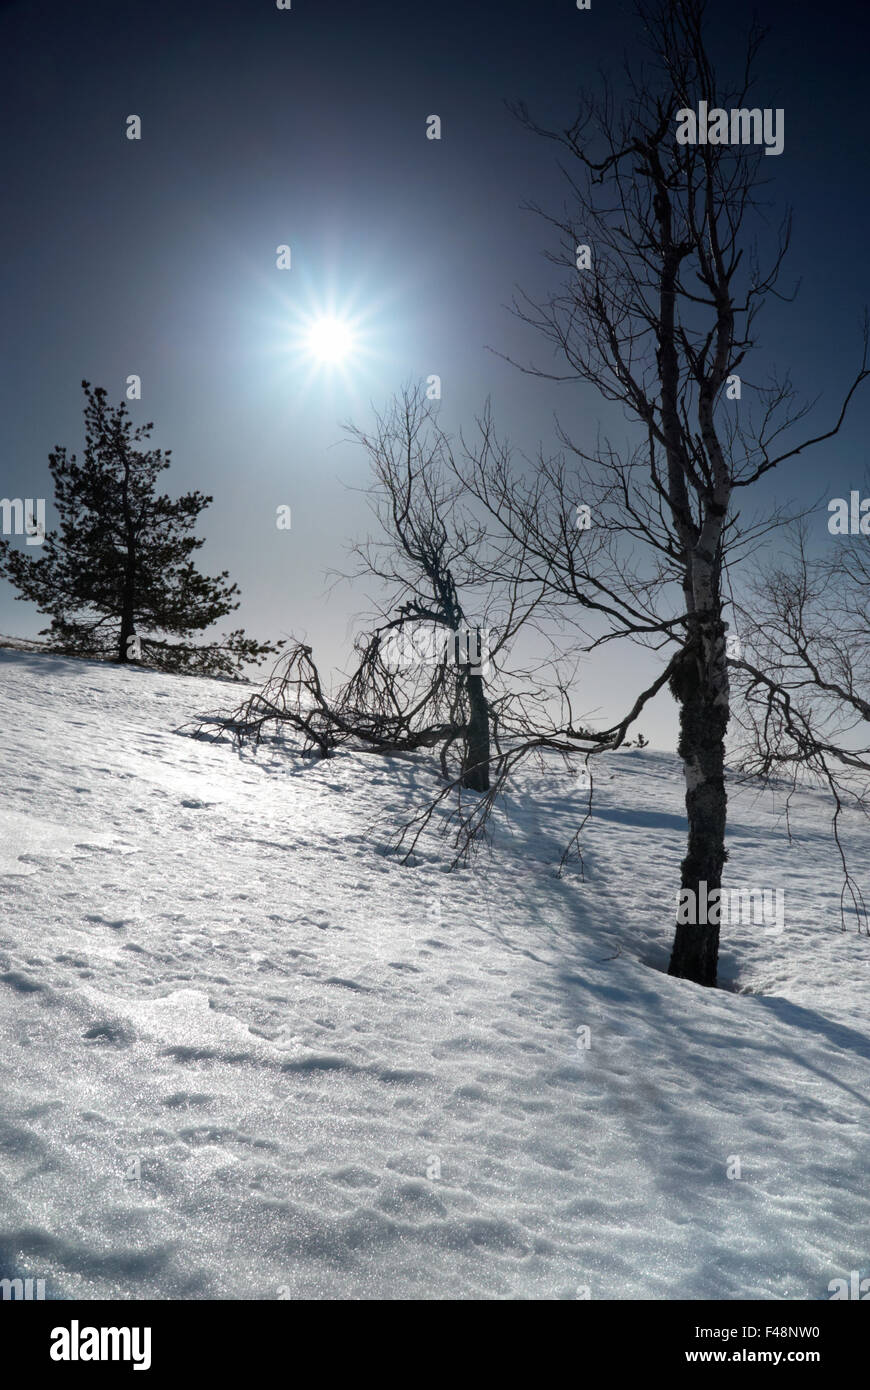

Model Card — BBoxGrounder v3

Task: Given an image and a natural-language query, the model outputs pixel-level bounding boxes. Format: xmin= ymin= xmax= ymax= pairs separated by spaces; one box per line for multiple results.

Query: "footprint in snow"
xmin=82 ymin=1019 xmax=135 ymax=1047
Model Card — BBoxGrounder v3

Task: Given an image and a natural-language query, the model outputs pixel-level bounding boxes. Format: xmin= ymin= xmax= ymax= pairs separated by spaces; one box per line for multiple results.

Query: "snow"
xmin=1 ymin=647 xmax=869 ymax=1300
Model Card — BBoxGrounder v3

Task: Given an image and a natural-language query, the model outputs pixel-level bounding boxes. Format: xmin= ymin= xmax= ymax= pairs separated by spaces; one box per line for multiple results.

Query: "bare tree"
xmin=202 ymin=637 xmax=458 ymax=759
xmin=730 ymin=520 xmax=870 ymax=932
xmin=340 ymin=383 xmax=532 ymax=791
xmin=449 ymin=0 xmax=868 ymax=984
xmin=195 ymin=386 xmax=562 ymax=803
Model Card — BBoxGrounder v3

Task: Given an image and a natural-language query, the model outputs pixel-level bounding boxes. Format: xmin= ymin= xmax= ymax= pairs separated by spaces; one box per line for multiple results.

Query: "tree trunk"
xmin=668 ymin=611 xmax=730 ymax=986
xmin=118 ymin=603 xmax=136 ymax=663
xmin=463 ymin=670 xmax=491 ymax=791
xmin=117 ymin=459 xmax=136 ymax=663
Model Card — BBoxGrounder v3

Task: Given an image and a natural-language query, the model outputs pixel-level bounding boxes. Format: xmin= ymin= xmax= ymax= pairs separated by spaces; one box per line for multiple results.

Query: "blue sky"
xmin=1 ymin=0 xmax=868 ymax=745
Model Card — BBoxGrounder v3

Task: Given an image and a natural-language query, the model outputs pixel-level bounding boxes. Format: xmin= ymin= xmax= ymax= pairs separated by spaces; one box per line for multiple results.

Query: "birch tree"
xmin=456 ymin=0 xmax=867 ymax=984
xmin=730 ymin=520 xmax=870 ymax=932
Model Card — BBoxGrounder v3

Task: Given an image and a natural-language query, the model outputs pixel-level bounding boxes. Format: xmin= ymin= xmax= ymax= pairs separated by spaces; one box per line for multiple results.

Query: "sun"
xmin=273 ymin=292 xmax=378 ymax=393
xmin=306 ymin=316 xmax=355 ymax=364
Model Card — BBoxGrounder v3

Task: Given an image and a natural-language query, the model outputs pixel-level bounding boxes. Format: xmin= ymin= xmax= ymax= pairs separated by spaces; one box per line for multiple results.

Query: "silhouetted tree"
xmin=0 ymin=382 xmax=281 ymax=678
xmin=452 ymin=0 xmax=868 ymax=984
xmin=731 ymin=520 xmax=870 ymax=932
xmin=201 ymin=386 xmax=565 ymax=819
xmin=341 ymin=384 xmax=550 ymax=791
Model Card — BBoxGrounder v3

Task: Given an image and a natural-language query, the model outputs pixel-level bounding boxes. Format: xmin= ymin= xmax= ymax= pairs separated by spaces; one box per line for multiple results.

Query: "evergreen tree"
xmin=0 ymin=382 xmax=281 ymax=677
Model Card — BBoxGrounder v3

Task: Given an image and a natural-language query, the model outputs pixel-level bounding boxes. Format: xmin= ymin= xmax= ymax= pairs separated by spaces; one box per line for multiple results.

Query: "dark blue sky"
xmin=1 ymin=0 xmax=868 ymax=743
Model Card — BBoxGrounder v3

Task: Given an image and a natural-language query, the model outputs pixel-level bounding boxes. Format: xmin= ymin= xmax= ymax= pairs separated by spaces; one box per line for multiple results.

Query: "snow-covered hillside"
xmin=1 ymin=648 xmax=868 ymax=1300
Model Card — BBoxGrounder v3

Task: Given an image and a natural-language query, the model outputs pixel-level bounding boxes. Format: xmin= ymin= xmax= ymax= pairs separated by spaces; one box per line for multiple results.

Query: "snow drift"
xmin=1 ymin=649 xmax=868 ymax=1300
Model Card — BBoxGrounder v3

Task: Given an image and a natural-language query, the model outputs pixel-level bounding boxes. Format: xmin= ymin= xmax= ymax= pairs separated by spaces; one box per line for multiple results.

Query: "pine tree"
xmin=0 ymin=382 xmax=281 ymax=677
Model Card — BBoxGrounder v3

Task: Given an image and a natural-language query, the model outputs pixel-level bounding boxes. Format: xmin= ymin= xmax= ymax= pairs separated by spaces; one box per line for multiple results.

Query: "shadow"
xmin=0 ymin=647 xmax=97 ymax=678
xmin=0 ymin=1244 xmax=57 ymax=1300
